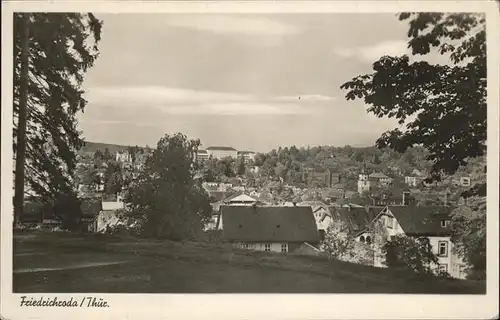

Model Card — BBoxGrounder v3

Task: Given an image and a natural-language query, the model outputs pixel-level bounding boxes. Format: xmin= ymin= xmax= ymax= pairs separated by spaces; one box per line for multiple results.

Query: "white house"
xmin=297 ymin=201 xmax=333 ymax=237
xmin=115 ymin=150 xmax=132 ymax=163
xmin=206 ymin=146 xmax=238 ymax=159
xmin=219 ymin=205 xmax=320 ymax=254
xmin=91 ymin=198 xmax=125 ymax=233
xmin=365 ymin=205 xmax=468 ymax=279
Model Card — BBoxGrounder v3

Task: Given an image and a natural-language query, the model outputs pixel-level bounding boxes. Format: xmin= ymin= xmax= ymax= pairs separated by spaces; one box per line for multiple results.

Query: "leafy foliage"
xmin=321 ymin=222 xmax=355 ymax=260
xmin=450 ymin=196 xmax=486 ymax=279
xmin=382 ymin=234 xmax=438 ymax=274
xmin=13 ymin=13 xmax=102 ymax=203
xmin=124 ymin=133 xmax=212 ymax=240
xmin=340 ymin=13 xmax=486 ymax=181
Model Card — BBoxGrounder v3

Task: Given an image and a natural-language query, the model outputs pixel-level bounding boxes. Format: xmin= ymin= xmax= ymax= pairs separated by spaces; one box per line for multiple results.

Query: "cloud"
xmin=159 ymin=15 xmax=300 ymax=37
xmin=83 ymin=86 xmax=332 ymax=117
xmin=334 ymin=40 xmax=409 ymax=62
xmin=275 ymin=94 xmax=337 ymax=102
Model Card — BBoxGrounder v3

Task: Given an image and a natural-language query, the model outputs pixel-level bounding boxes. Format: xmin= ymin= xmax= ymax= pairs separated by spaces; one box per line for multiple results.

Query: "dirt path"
xmin=14 ymin=261 xmax=129 ymax=274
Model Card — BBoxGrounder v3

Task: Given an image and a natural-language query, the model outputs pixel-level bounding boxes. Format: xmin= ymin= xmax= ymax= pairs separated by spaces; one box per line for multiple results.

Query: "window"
xmin=242 ymin=243 xmax=249 ymax=249
xmin=359 ymin=236 xmax=365 ymax=243
xmin=441 ymin=220 xmax=451 ymax=228
xmin=386 ymin=216 xmax=394 ymax=229
xmin=438 ymin=241 xmax=449 ymax=257
xmin=366 ymin=236 xmax=372 ymax=245
xmin=264 ymin=244 xmax=271 ymax=252
xmin=438 ymin=264 xmax=448 ymax=273
xmin=281 ymin=243 xmax=288 ymax=253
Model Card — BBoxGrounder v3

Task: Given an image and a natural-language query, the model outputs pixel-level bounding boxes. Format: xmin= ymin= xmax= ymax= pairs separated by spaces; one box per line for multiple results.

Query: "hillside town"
xmin=11 ymin=10 xmax=489 ymax=300
xmin=20 ymin=141 xmax=485 ymax=280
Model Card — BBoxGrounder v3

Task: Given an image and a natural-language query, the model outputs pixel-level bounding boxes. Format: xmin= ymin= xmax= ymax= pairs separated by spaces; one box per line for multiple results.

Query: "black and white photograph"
xmin=1 ymin=1 xmax=499 ymax=319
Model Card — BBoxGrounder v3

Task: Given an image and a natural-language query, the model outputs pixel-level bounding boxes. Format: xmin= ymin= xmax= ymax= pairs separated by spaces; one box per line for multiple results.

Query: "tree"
xmin=103 ymin=147 xmax=112 ymax=161
xmin=13 ymin=13 xmax=102 ymax=223
xmin=382 ymin=234 xmax=439 ymax=275
xmin=340 ymin=13 xmax=486 ymax=181
xmin=321 ymin=222 xmax=354 ymax=260
xmin=53 ymin=193 xmax=83 ymax=231
xmin=124 ymin=133 xmax=211 ymax=240
xmin=450 ymin=196 xmax=486 ymax=279
xmin=237 ymin=157 xmax=246 ymax=176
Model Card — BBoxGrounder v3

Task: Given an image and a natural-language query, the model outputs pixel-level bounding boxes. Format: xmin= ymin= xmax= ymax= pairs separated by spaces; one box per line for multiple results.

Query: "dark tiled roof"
xmin=197 ymin=150 xmax=208 ymax=154
xmin=387 ymin=206 xmax=454 ymax=236
xmin=237 ymin=151 xmax=255 ymax=154
xmin=335 ymin=206 xmax=384 ymax=235
xmin=206 ymin=146 xmax=237 ymax=151
xmin=221 ymin=206 xmax=319 ymax=243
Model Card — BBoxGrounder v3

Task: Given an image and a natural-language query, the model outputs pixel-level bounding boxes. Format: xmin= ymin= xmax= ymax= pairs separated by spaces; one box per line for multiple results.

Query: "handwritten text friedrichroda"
xmin=20 ymin=296 xmax=109 ymax=308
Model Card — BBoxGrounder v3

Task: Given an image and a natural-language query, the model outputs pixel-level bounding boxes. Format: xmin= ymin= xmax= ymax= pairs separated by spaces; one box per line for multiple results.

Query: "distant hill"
xmin=80 ymin=141 xmax=145 ymax=154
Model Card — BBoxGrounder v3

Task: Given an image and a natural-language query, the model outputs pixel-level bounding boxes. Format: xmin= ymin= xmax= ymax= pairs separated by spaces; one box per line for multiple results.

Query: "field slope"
xmin=13 ymin=231 xmax=485 ymax=294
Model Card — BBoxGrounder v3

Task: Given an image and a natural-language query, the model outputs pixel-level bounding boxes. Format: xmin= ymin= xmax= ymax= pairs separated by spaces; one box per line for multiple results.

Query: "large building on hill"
xmin=206 ymin=146 xmax=238 ymax=159
xmin=196 ymin=146 xmax=255 ymax=161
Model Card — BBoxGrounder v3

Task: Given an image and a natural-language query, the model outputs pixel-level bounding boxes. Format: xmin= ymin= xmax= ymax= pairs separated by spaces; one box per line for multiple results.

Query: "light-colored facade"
xmin=460 ymin=176 xmax=471 ymax=187
xmin=233 ymin=242 xmax=290 ymax=253
xmin=369 ymin=207 xmax=467 ymax=279
xmin=196 ymin=150 xmax=209 ymax=162
xmin=224 ymin=193 xmax=258 ymax=205
xmin=91 ymin=198 xmax=125 ymax=233
xmin=358 ymin=174 xmax=371 ymax=194
xmin=405 ymin=176 xmax=418 ymax=187
xmin=237 ymin=151 xmax=256 ymax=163
xmin=115 ymin=151 xmax=132 ymax=163
xmin=206 ymin=147 xmax=238 ymax=159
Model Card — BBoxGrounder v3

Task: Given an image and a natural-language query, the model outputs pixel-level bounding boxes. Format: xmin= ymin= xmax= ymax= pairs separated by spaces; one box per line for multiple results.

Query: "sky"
xmin=78 ymin=13 xmax=448 ymax=152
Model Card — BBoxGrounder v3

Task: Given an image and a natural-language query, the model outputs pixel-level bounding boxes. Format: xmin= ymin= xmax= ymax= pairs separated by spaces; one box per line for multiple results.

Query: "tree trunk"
xmin=13 ymin=14 xmax=30 ymax=226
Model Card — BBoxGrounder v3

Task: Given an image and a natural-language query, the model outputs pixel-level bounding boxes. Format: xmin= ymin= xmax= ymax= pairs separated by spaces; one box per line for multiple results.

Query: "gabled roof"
xmin=197 ymin=149 xmax=208 ymax=154
xmin=221 ymin=206 xmax=319 ymax=243
xmin=223 ymin=192 xmax=258 ymax=203
xmin=206 ymin=146 xmax=237 ymax=151
xmin=335 ymin=206 xmax=385 ymax=236
xmin=386 ymin=205 xmax=454 ymax=236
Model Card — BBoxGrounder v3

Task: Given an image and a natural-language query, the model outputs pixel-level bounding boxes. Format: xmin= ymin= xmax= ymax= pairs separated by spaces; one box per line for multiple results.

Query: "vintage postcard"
xmin=1 ymin=1 xmax=499 ymax=319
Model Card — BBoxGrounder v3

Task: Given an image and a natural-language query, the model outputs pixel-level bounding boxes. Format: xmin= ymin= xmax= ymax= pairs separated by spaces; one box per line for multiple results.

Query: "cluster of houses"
xmin=201 ymin=181 xmax=468 ymax=279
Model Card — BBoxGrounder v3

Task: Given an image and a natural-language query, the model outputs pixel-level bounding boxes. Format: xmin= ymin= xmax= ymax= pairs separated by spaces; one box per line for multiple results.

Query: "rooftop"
xmin=386 ymin=205 xmax=454 ymax=236
xmin=206 ymin=146 xmax=237 ymax=151
xmin=221 ymin=206 xmax=319 ymax=243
